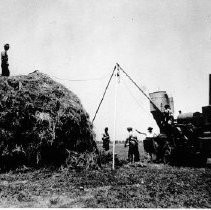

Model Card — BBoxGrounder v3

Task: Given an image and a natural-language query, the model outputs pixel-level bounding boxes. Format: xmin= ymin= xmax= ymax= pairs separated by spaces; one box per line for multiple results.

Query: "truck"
xmin=143 ymin=74 xmax=211 ymax=166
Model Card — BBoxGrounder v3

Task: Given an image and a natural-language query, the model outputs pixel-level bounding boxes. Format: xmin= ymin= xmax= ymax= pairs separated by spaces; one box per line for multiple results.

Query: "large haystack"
xmin=0 ymin=71 xmax=97 ymax=170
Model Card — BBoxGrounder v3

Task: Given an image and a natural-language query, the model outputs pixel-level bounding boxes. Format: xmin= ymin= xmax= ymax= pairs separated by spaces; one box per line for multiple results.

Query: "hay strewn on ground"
xmin=0 ymin=71 xmax=97 ymax=170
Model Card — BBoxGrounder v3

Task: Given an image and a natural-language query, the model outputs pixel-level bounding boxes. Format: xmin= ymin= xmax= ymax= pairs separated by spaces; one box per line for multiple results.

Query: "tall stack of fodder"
xmin=0 ymin=71 xmax=97 ymax=170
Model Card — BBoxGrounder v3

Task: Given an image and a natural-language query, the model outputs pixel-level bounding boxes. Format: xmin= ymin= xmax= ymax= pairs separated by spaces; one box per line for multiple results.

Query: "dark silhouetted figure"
xmin=125 ymin=127 xmax=140 ymax=162
xmin=144 ymin=127 xmax=157 ymax=161
xmin=102 ymin=127 xmax=110 ymax=151
xmin=1 ymin=43 xmax=10 ymax=76
xmin=164 ymin=105 xmax=174 ymax=124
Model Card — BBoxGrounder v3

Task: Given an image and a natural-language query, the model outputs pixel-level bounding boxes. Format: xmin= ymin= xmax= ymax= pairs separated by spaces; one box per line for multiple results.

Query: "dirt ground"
xmin=0 ymin=143 xmax=210 ymax=208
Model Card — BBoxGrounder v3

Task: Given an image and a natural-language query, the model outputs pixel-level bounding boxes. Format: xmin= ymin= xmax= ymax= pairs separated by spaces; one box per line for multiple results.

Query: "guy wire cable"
xmin=51 ymin=73 xmax=110 ymax=82
xmin=92 ymin=65 xmax=117 ymax=123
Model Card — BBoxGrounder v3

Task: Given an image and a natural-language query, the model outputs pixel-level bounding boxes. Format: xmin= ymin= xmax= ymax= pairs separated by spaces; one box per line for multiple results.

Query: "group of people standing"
xmin=101 ymin=126 xmax=157 ymax=163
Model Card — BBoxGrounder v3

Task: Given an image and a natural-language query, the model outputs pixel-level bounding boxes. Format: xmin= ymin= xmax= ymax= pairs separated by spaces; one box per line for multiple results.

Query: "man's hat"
xmin=148 ymin=127 xmax=153 ymax=131
xmin=164 ymin=104 xmax=170 ymax=109
xmin=4 ymin=44 xmax=9 ymax=50
xmin=127 ymin=127 xmax=133 ymax=131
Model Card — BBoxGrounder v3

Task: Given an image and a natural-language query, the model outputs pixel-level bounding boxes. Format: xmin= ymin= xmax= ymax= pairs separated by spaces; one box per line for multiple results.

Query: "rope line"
xmin=51 ymin=73 xmax=110 ymax=82
xmin=92 ymin=65 xmax=117 ymax=123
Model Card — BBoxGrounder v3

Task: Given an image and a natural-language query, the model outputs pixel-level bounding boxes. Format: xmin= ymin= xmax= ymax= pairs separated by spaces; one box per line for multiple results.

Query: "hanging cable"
xmin=51 ymin=73 xmax=110 ymax=82
xmin=92 ymin=65 xmax=117 ymax=123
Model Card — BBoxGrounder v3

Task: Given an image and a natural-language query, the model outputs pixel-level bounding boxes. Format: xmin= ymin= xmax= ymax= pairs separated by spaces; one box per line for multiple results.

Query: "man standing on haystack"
xmin=1 ymin=43 xmax=10 ymax=76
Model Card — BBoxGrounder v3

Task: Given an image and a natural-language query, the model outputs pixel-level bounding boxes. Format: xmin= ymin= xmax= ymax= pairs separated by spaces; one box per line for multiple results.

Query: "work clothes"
xmin=146 ymin=131 xmax=156 ymax=138
xmin=144 ymin=130 xmax=157 ymax=162
xmin=125 ymin=132 xmax=140 ymax=162
xmin=102 ymin=132 xmax=110 ymax=151
xmin=1 ymin=51 xmax=10 ymax=76
xmin=164 ymin=108 xmax=174 ymax=124
xmin=144 ymin=137 xmax=158 ymax=160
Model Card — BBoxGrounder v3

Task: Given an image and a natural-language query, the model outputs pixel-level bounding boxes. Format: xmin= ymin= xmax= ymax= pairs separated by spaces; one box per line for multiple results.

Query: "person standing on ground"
xmin=143 ymin=127 xmax=157 ymax=161
xmin=1 ymin=44 xmax=10 ymax=76
xmin=125 ymin=127 xmax=140 ymax=162
xmin=146 ymin=127 xmax=156 ymax=138
xmin=102 ymin=127 xmax=110 ymax=151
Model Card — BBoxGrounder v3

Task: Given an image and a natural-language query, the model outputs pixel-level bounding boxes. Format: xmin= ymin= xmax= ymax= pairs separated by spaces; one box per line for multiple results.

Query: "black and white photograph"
xmin=0 ymin=0 xmax=211 ymax=208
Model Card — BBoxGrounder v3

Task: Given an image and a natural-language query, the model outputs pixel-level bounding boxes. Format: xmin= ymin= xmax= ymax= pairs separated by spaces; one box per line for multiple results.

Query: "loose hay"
xmin=0 ymin=71 xmax=97 ymax=170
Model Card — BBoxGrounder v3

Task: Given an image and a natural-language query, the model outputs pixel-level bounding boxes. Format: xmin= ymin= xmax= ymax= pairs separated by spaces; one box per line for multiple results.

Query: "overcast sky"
xmin=1 ymin=0 xmax=211 ymax=140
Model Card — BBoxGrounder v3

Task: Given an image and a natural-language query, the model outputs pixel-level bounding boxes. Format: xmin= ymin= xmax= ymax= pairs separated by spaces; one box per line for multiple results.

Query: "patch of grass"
xmin=82 ymin=166 xmax=211 ymax=208
xmin=0 ymin=144 xmax=210 ymax=207
xmin=49 ymin=196 xmax=60 ymax=206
